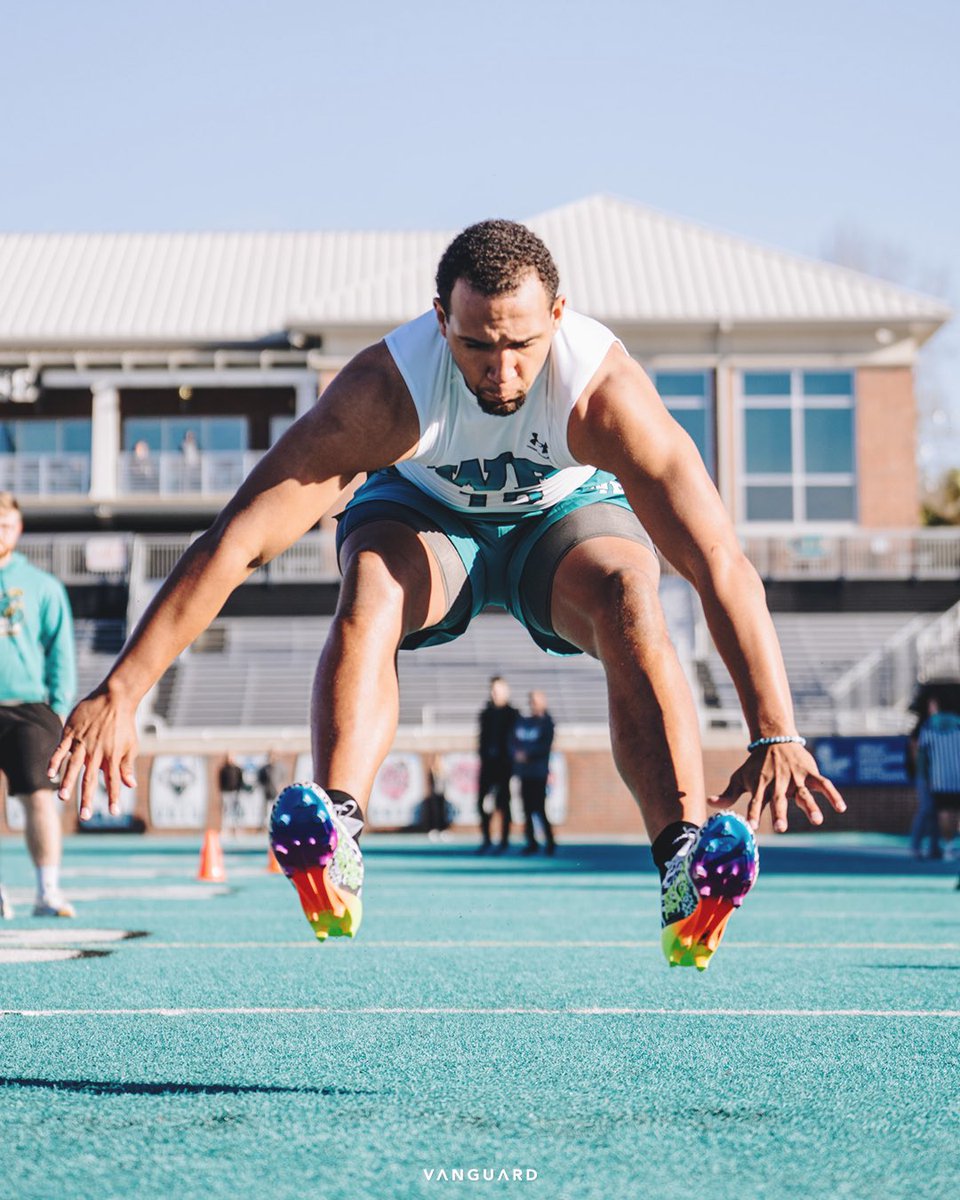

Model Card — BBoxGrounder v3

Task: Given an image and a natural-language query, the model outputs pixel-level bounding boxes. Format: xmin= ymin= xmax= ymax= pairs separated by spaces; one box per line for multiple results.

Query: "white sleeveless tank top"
xmin=384 ymin=308 xmax=621 ymax=514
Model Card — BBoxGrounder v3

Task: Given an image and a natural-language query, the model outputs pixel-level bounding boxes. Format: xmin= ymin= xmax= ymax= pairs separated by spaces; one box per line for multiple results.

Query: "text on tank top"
xmin=384 ymin=309 xmax=622 ymax=513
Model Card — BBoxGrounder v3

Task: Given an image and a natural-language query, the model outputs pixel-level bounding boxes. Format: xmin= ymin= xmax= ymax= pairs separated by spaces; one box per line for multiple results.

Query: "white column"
xmin=295 ymin=374 xmax=319 ymax=418
xmin=90 ymin=384 xmax=120 ymax=501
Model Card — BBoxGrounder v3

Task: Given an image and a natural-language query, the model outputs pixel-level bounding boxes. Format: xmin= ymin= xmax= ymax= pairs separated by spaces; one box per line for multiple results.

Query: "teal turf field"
xmin=0 ymin=833 xmax=957 ymax=1200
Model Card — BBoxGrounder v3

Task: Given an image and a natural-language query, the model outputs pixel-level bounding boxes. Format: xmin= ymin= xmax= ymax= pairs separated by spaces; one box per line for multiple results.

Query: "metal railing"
xmin=0 ymin=454 xmax=91 ymax=495
xmin=18 ymin=533 xmax=130 ymax=582
xmin=916 ymin=599 xmax=960 ymax=682
xmin=117 ymin=450 xmax=264 ymax=495
xmin=739 ymin=529 xmax=960 ymax=580
xmin=827 ymin=615 xmax=932 ymax=733
xmin=130 ymin=531 xmax=338 ymax=585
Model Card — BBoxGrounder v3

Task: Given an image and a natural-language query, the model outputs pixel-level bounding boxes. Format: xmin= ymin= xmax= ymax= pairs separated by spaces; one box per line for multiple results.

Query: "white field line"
xmin=0 ymin=938 xmax=955 ymax=951
xmin=2 ymin=1006 xmax=959 ymax=1019
xmin=0 ymin=950 xmax=89 ymax=963
xmin=3 ymin=886 xmax=229 ymax=901
xmin=0 ymin=933 xmax=955 ymax=951
xmin=115 ymin=939 xmax=960 ymax=951
xmin=0 ymin=929 xmax=138 ymax=946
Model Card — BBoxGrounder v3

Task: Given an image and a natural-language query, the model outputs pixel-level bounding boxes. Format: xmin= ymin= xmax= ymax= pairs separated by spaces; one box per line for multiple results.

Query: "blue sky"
xmin=1 ymin=0 xmax=957 ymax=472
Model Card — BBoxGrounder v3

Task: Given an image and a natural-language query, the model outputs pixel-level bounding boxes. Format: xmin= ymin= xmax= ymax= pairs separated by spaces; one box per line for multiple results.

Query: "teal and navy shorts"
xmin=335 ymin=468 xmax=655 ymax=656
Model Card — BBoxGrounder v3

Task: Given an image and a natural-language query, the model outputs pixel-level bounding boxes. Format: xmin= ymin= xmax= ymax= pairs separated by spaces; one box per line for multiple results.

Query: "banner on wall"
xmin=288 ymin=751 xmax=569 ymax=830
xmin=440 ymin=752 xmax=568 ymax=827
xmin=149 ymin=755 xmax=208 ymax=829
xmin=543 ymin=753 xmax=568 ymax=825
xmin=82 ymin=777 xmax=139 ymax=829
xmin=367 ymin=753 xmax=425 ymax=828
xmin=440 ymin=753 xmax=481 ymax=826
xmin=7 ymin=778 xmax=140 ymax=831
xmin=811 ymin=737 xmax=910 ymax=788
xmin=296 ymin=752 xmax=428 ymax=829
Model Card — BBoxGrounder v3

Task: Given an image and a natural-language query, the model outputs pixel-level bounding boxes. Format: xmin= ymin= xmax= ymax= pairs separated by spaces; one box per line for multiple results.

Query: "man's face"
xmin=0 ymin=511 xmax=22 ymax=558
xmin=490 ymin=679 xmax=511 ymax=707
xmin=434 ymin=272 xmax=565 ymax=417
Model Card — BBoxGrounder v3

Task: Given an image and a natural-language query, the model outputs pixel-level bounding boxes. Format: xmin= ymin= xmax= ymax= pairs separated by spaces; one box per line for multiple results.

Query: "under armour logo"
xmin=529 ymin=432 xmax=549 ymax=457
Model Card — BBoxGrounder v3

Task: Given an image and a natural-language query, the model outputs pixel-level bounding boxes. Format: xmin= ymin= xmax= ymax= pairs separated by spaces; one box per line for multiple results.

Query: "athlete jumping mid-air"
xmin=49 ymin=219 xmax=845 ymax=969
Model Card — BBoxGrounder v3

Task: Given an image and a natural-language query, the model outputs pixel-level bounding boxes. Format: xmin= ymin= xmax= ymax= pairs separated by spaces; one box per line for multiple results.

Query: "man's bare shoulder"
xmin=299 ymin=341 xmax=420 ymax=472
xmin=330 ymin=341 xmax=413 ymax=415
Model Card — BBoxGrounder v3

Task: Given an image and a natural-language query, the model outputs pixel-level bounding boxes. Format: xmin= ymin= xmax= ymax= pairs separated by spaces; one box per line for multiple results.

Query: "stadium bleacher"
xmin=74 ymin=619 xmax=126 ymax=698
xmin=701 ymin=610 xmax=932 ymax=733
xmin=149 ymin=577 xmax=701 ymax=730
xmin=142 ymin=579 xmax=937 ymax=735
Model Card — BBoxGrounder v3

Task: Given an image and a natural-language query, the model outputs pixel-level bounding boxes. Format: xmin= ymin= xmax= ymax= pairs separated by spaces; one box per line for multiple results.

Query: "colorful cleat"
xmin=269 ymin=783 xmax=364 ymax=941
xmin=660 ymin=812 xmax=758 ymax=971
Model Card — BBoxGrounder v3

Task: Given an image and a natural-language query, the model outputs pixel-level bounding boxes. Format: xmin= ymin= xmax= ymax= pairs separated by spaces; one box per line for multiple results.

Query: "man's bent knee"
xmin=339 ymin=523 xmax=450 ymax=637
xmin=552 ymin=541 xmax=663 ymax=654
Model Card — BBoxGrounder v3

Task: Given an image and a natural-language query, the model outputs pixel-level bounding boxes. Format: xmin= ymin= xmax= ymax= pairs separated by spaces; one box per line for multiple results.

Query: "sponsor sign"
xmin=812 ymin=736 xmax=910 ymax=787
xmin=441 ymin=752 xmax=567 ymax=826
xmin=368 ymin=753 xmax=425 ymax=828
xmin=149 ymin=755 xmax=208 ymax=829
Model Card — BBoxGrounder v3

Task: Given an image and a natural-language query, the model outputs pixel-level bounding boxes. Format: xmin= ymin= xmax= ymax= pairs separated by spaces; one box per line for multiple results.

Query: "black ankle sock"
xmin=325 ymin=789 xmax=365 ymax=840
xmin=651 ymin=821 xmax=699 ymax=881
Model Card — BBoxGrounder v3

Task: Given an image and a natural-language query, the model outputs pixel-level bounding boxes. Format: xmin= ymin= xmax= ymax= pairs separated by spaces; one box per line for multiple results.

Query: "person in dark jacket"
xmin=218 ymin=753 xmax=244 ymax=836
xmin=511 ymin=690 xmax=556 ymax=855
xmin=477 ymin=676 xmax=518 ymax=852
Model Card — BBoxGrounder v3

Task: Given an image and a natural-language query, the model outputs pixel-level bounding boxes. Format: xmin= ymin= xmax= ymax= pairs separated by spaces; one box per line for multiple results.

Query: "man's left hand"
xmin=708 ymin=742 xmax=846 ymax=833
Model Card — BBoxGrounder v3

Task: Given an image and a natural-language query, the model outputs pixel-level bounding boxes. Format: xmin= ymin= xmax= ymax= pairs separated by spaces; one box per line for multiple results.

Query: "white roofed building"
xmin=0 ymin=194 xmax=950 ymax=537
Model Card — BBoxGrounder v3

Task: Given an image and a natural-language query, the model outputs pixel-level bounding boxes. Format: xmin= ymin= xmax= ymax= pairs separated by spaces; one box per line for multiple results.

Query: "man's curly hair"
xmin=435 ymin=220 xmax=560 ymax=313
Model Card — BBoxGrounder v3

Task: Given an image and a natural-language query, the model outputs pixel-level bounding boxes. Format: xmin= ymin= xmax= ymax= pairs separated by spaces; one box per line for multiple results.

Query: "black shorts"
xmin=0 ymin=703 xmax=63 ymax=795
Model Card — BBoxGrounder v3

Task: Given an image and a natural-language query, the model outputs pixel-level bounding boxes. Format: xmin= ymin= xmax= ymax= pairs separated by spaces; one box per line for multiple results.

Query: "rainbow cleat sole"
xmin=269 ymin=783 xmax=364 ymax=941
xmin=660 ymin=813 xmax=758 ymax=971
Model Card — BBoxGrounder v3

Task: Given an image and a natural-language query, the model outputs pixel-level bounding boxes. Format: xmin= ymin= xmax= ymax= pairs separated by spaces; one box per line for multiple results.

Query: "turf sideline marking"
xmin=3 ymin=1006 xmax=959 ymax=1018
xmin=134 ymin=939 xmax=960 ymax=951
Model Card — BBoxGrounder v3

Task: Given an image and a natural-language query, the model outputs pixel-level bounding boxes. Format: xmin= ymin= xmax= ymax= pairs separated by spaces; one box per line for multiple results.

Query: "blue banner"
xmin=811 ymin=736 xmax=910 ymax=787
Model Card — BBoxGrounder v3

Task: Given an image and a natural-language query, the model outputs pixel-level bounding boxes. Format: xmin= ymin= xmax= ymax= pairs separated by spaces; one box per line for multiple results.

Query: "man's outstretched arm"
xmin=50 ymin=344 xmax=419 ymax=817
xmin=570 ymin=348 xmax=845 ymax=832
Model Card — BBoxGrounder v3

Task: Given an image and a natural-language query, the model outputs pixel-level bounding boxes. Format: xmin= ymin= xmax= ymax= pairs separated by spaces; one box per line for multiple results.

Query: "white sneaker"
xmin=0 ymin=885 xmax=14 ymax=919
xmin=33 ymin=895 xmax=76 ymax=918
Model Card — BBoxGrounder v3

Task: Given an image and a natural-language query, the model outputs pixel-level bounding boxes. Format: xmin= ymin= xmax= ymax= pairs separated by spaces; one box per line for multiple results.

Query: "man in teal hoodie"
xmin=0 ymin=493 xmax=76 ymax=917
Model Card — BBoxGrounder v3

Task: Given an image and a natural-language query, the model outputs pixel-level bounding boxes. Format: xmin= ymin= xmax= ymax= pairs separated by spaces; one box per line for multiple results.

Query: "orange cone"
xmin=197 ymin=829 xmax=226 ymax=882
xmin=266 ymin=844 xmax=283 ymax=874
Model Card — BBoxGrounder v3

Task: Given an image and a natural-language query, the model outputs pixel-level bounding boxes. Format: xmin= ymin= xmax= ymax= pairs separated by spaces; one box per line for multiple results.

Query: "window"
xmin=0 ymin=419 xmax=92 ymax=455
xmin=122 ymin=417 xmax=247 ymax=452
xmin=653 ymin=370 xmax=714 ymax=476
xmin=739 ymin=370 xmax=856 ymax=523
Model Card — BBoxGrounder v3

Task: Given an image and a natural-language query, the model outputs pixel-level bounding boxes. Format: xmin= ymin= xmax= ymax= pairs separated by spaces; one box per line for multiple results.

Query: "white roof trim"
xmin=0 ymin=196 xmax=949 ymax=348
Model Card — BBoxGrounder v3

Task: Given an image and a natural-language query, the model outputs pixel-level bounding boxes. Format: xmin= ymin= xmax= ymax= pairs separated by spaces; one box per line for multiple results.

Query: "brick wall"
xmin=856 ymin=367 xmax=919 ymax=527
xmin=4 ymin=745 xmax=925 ymax=839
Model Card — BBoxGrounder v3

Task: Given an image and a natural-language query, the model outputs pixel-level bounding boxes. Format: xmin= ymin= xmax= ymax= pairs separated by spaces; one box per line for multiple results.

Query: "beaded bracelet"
xmin=747 ymin=735 xmax=807 ymax=753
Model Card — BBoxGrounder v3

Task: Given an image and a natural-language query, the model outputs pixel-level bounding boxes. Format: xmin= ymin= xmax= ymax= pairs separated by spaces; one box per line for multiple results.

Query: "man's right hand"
xmin=48 ymin=687 xmax=139 ymax=821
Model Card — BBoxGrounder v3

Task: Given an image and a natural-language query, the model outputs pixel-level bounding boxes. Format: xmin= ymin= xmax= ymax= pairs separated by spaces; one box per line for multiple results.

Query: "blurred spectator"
xmin=908 ymin=697 xmax=943 ymax=860
xmin=476 ymin=676 xmax=517 ymax=853
xmin=0 ymin=493 xmax=77 ymax=918
xmin=511 ymin=690 xmax=556 ymax=856
xmin=180 ymin=429 xmax=200 ymax=466
xmin=130 ymin=440 xmax=158 ymax=491
xmin=422 ymin=753 xmax=451 ymax=841
xmin=218 ymin=752 xmax=243 ymax=836
xmin=918 ymin=700 xmax=960 ymax=861
xmin=257 ymin=750 xmax=286 ymax=825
